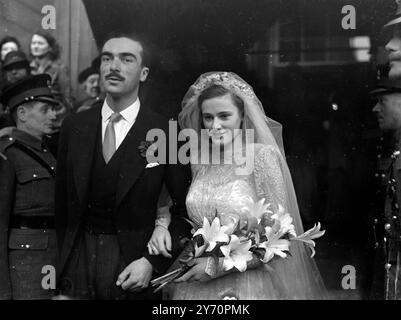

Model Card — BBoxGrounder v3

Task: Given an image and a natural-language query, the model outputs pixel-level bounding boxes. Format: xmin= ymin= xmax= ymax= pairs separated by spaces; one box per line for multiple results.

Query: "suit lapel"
xmin=115 ymin=105 xmax=150 ymax=209
xmin=71 ymin=107 xmax=101 ymax=206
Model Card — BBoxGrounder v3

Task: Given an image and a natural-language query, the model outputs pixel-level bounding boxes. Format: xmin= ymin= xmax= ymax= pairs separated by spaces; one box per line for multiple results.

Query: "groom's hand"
xmin=116 ymin=257 xmax=153 ymax=292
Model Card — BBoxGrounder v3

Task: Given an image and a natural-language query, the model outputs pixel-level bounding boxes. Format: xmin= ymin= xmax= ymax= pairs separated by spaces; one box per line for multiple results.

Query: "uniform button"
xmin=33 ymin=174 xmax=38 ymax=178
xmin=51 ymin=166 xmax=55 ymax=170
xmin=8 ymin=137 xmax=13 ymax=141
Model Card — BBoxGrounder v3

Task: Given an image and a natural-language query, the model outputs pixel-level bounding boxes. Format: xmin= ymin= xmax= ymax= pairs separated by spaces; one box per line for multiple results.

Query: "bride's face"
xmin=201 ymin=94 xmax=243 ymax=147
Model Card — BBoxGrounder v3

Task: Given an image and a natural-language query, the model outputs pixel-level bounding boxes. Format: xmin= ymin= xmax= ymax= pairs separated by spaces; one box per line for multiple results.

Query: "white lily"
xmin=193 ymin=217 xmax=229 ymax=252
xmin=292 ymin=222 xmax=326 ymax=258
xmin=259 ymin=239 xmax=291 ymax=263
xmin=220 ymin=235 xmax=253 ymax=272
xmin=243 ymin=198 xmax=272 ymax=222
xmin=258 ymin=225 xmax=290 ymax=263
xmin=270 ymin=204 xmax=296 ymax=238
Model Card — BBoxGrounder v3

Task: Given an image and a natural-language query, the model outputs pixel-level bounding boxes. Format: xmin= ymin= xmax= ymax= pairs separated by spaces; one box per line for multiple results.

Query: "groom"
xmin=55 ymin=32 xmax=191 ymax=299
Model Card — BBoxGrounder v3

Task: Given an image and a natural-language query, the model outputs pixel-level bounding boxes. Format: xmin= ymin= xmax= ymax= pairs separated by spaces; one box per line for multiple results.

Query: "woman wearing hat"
xmin=0 ymin=36 xmax=20 ymax=66
xmin=2 ymin=51 xmax=31 ymax=85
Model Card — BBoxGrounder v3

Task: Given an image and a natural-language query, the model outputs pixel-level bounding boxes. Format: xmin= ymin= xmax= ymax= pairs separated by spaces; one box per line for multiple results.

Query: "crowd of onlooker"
xmin=0 ymin=32 xmax=103 ymax=133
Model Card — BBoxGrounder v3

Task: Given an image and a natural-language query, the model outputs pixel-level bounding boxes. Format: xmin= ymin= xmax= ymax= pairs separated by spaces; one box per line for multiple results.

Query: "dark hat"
xmin=369 ymin=77 xmax=401 ymax=96
xmin=384 ymin=0 xmax=401 ymax=28
xmin=78 ymin=66 xmax=99 ymax=84
xmin=2 ymin=50 xmax=29 ymax=70
xmin=0 ymin=74 xmax=61 ymax=110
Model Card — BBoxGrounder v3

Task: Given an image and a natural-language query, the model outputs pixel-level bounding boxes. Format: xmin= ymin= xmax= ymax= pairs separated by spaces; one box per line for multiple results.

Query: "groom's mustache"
xmin=105 ymin=72 xmax=125 ymax=81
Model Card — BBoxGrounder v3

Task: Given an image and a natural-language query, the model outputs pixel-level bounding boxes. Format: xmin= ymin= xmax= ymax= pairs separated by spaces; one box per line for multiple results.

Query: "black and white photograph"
xmin=0 ymin=0 xmax=400 ymax=307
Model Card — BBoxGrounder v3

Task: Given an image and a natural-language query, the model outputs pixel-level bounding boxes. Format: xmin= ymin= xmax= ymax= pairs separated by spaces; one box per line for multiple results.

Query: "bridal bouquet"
xmin=151 ymin=198 xmax=325 ymax=292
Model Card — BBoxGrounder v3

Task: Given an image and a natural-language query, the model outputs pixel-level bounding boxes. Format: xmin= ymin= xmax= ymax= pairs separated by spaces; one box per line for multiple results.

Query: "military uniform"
xmin=0 ymin=74 xmax=61 ymax=300
xmin=0 ymin=129 xmax=58 ymax=300
xmin=369 ymin=76 xmax=401 ymax=299
xmin=370 ymin=133 xmax=401 ymax=300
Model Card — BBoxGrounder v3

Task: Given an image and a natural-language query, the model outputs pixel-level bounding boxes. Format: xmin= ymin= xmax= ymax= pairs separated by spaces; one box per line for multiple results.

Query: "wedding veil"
xmin=178 ymin=71 xmax=304 ymax=231
xmin=177 ymin=72 xmax=328 ymax=298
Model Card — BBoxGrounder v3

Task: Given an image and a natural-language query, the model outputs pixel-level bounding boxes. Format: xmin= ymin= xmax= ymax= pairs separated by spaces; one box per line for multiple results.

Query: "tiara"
xmin=191 ymin=72 xmax=256 ymax=99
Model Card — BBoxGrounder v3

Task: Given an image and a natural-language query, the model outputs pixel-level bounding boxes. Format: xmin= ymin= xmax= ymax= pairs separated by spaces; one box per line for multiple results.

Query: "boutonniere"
xmin=138 ymin=140 xmax=158 ymax=158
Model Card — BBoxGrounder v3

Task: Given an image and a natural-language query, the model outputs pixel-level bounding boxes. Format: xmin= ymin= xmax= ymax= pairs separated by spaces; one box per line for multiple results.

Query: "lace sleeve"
xmin=254 ymin=144 xmax=287 ymax=211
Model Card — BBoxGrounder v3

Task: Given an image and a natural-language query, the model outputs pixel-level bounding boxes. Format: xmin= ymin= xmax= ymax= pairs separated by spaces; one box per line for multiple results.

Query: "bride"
xmin=148 ymin=71 xmax=328 ymax=300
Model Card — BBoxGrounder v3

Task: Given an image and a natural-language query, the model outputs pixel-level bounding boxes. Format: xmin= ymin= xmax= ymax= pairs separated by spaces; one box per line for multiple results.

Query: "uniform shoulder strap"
xmin=0 ymin=136 xmax=16 ymax=160
xmin=12 ymin=141 xmax=56 ymax=178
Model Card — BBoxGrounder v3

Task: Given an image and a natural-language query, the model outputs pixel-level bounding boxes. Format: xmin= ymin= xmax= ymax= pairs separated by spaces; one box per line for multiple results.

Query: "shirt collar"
xmin=12 ymin=129 xmax=44 ymax=151
xmin=101 ymin=98 xmax=141 ymax=124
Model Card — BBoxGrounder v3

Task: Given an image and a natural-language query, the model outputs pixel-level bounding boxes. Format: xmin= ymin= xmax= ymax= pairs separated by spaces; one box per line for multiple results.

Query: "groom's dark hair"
xmin=101 ymin=31 xmax=153 ymax=68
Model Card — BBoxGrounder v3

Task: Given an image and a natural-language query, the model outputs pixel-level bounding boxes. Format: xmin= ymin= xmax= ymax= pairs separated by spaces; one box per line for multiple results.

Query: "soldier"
xmin=370 ymin=77 xmax=401 ymax=299
xmin=384 ymin=0 xmax=401 ymax=79
xmin=0 ymin=74 xmax=59 ymax=299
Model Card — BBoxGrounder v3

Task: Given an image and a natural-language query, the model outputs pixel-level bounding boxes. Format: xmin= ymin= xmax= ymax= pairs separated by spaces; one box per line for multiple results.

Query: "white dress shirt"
xmin=101 ymin=98 xmax=140 ymax=150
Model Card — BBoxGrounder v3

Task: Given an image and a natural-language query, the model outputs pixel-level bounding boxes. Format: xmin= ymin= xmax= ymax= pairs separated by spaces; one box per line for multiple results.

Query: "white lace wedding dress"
xmin=165 ymin=144 xmax=327 ymax=300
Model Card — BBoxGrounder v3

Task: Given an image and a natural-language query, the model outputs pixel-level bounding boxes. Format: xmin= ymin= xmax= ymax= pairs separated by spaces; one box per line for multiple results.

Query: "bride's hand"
xmin=147 ymin=225 xmax=172 ymax=258
xmin=174 ymin=258 xmax=212 ymax=283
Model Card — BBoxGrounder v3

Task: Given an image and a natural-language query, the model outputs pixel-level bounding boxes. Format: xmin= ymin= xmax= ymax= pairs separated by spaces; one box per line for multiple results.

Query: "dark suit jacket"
xmin=55 ymin=102 xmax=191 ymax=280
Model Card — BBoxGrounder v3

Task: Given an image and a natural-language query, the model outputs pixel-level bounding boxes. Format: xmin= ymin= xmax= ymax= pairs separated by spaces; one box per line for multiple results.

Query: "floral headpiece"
xmin=188 ymin=71 xmax=256 ymax=101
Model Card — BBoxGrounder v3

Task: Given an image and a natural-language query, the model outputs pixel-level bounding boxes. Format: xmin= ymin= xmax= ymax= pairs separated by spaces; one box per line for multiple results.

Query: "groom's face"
xmin=100 ymin=37 xmax=149 ymax=98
